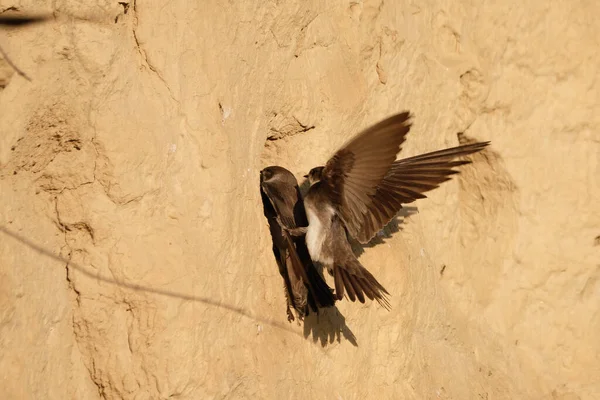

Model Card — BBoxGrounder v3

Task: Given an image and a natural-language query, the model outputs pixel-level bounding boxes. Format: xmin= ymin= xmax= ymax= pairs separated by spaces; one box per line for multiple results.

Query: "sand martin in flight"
xmin=283 ymin=112 xmax=489 ymax=308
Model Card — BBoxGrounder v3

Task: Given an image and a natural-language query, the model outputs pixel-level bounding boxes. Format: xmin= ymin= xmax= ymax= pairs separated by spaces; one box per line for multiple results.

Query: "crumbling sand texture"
xmin=1 ymin=0 xmax=599 ymax=399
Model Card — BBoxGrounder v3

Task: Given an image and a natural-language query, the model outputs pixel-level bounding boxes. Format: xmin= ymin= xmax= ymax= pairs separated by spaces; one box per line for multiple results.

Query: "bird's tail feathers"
xmin=333 ymin=259 xmax=391 ymax=310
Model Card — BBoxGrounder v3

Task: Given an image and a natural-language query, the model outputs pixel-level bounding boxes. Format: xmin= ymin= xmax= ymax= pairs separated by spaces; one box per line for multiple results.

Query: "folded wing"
xmin=261 ymin=178 xmax=335 ymax=312
xmin=261 ymin=177 xmax=300 ymax=229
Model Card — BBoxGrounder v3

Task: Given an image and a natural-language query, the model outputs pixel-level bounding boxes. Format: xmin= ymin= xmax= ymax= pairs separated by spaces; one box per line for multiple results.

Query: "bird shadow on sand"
xmin=349 ymin=207 xmax=419 ymax=257
xmin=302 ymin=305 xmax=358 ymax=347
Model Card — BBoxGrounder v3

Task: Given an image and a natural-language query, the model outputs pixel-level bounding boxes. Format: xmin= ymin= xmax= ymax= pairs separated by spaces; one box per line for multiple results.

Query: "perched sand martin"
xmin=260 ymin=166 xmax=335 ymax=321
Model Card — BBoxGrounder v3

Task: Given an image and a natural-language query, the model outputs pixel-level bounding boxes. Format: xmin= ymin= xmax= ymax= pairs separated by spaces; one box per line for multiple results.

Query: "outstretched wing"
xmin=320 ymin=112 xmax=413 ymax=239
xmin=355 ymin=141 xmax=490 ymax=243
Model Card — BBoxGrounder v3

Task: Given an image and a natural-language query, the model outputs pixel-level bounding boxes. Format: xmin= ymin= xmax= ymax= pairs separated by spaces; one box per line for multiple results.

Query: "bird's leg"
xmin=286 ymin=227 xmax=308 ymax=237
xmin=275 ymin=216 xmax=308 ymax=237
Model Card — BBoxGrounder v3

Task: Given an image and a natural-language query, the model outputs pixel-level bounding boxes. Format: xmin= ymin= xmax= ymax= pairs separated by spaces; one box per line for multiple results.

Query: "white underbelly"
xmin=305 ymin=204 xmax=333 ymax=264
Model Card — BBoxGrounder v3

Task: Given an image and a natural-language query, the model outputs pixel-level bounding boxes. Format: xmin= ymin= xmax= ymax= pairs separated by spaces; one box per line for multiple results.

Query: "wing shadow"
xmin=349 ymin=206 xmax=418 ymax=257
xmin=303 ymin=305 xmax=358 ymax=347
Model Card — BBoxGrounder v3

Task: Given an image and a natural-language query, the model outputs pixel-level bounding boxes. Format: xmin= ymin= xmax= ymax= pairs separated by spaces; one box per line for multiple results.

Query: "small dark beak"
xmin=303 ymin=174 xmax=308 ymax=178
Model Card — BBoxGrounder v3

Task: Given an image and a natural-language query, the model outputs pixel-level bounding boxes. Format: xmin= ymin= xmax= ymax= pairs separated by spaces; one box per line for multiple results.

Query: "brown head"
xmin=304 ymin=166 xmax=325 ymax=186
xmin=260 ymin=166 xmax=299 ymax=186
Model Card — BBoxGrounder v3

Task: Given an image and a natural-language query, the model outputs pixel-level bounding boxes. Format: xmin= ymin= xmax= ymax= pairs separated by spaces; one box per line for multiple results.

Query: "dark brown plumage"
xmin=285 ymin=112 xmax=489 ymax=309
xmin=355 ymin=141 xmax=491 ymax=243
xmin=260 ymin=166 xmax=335 ymax=322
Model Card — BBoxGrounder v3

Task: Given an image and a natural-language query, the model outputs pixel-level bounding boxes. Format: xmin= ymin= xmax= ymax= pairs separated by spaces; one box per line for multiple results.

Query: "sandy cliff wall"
xmin=1 ymin=0 xmax=598 ymax=399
